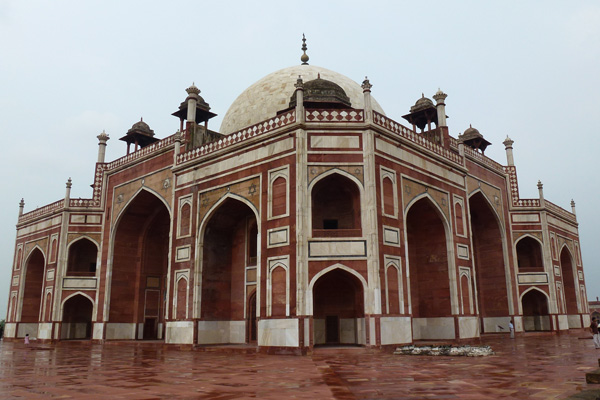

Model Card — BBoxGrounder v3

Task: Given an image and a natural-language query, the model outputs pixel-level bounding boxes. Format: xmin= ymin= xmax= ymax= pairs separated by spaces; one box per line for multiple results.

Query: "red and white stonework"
xmin=4 ymin=60 xmax=588 ymax=353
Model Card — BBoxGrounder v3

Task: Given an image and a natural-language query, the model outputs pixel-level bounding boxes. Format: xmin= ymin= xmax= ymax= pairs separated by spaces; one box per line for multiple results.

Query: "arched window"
xmin=179 ymin=202 xmax=191 ymax=237
xmin=271 ymin=176 xmax=287 ymax=217
xmin=516 ymin=236 xmax=544 ymax=272
xmin=311 ymin=173 xmax=361 ymax=237
xmin=67 ymin=238 xmax=98 ymax=276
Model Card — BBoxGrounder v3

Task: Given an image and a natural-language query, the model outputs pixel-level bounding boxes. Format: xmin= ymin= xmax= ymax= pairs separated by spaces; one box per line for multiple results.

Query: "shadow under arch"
xmin=308 ymin=169 xmax=364 ymax=237
xmin=404 ymin=193 xmax=458 ymax=325
xmin=468 ymin=190 xmax=512 ymax=331
xmin=194 ymin=193 xmax=259 ymax=345
xmin=19 ymin=246 xmax=46 ymax=326
xmin=309 ymin=264 xmax=366 ymax=346
xmin=66 ymin=236 xmax=99 ymax=276
xmin=559 ymin=244 xmax=580 ymax=320
xmin=106 ymin=188 xmax=171 ymax=340
xmin=520 ymin=287 xmax=551 ymax=331
xmin=61 ymin=292 xmax=94 ymax=340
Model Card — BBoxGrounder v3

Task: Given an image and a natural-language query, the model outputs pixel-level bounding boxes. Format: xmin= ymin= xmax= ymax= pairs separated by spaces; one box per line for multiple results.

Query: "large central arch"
xmin=108 ymin=189 xmax=170 ymax=340
xmin=469 ymin=192 xmax=510 ymax=332
xmin=197 ymin=195 xmax=259 ymax=345
xmin=406 ymin=195 xmax=455 ymax=340
xmin=19 ymin=248 xmax=46 ymax=338
xmin=560 ymin=246 xmax=580 ymax=328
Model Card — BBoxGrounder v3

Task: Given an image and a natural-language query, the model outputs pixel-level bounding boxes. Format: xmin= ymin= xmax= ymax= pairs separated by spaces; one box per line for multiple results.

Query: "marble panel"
xmin=46 ymin=269 xmax=55 ymax=281
xmin=17 ymin=215 xmax=61 ymax=237
xmin=523 ymin=315 xmax=551 ymax=331
xmin=38 ymin=323 xmax=53 ymax=340
xmin=4 ymin=323 xmax=16 ymax=338
xmin=567 ymin=314 xmax=582 ymax=328
xmin=383 ymin=226 xmax=400 ymax=246
xmin=230 ymin=321 xmax=246 ymax=343
xmin=93 ymin=323 xmax=104 ymax=340
xmin=178 ymin=137 xmax=294 ymax=186
xmin=512 ymin=214 xmax=540 ymax=223
xmin=87 ymin=215 xmax=101 ymax=224
xmin=17 ymin=323 xmax=39 ymax=338
xmin=412 ymin=317 xmax=456 ymax=340
xmin=583 ymin=314 xmax=591 ymax=328
xmin=380 ymin=317 xmax=411 ymax=345
xmin=70 ymin=215 xmax=86 ymax=223
xmin=356 ymin=318 xmax=366 ymax=345
xmin=11 ymin=275 xmax=18 ymax=286
xmin=458 ymin=316 xmax=479 ymax=338
xmin=63 ymin=277 xmax=97 ymax=289
xmin=457 ymin=244 xmax=469 ymax=260
xmin=105 ymin=323 xmax=136 ymax=340
xmin=165 ymin=321 xmax=194 ymax=344
xmin=267 ymin=227 xmax=289 ymax=247
xmin=308 ymin=240 xmax=366 ymax=258
xmin=547 ymin=215 xmax=578 ymax=235
xmin=517 ymin=273 xmax=548 ymax=284
xmin=310 ymin=135 xmax=360 ymax=149
xmin=339 ymin=318 xmax=356 ymax=344
xmin=482 ymin=316 xmax=511 ymax=333
xmin=258 ymin=318 xmax=299 ymax=347
xmin=314 ymin=318 xmax=325 ymax=345
xmin=197 ymin=320 xmax=244 ymax=344
xmin=375 ymin=138 xmax=465 ymax=186
xmin=175 ymin=246 xmax=191 ymax=262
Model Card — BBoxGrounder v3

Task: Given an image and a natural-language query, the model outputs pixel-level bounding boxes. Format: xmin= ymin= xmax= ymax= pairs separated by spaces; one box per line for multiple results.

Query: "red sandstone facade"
xmin=4 ymin=61 xmax=588 ymax=352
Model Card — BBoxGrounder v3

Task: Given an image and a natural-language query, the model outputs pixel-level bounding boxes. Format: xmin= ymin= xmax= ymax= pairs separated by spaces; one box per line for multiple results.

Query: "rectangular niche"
xmin=382 ymin=226 xmax=401 ymax=247
xmin=457 ymin=244 xmax=470 ymax=260
xmin=308 ymin=240 xmax=367 ymax=258
xmin=267 ymin=226 xmax=289 ymax=248
xmin=175 ymin=245 xmax=191 ymax=262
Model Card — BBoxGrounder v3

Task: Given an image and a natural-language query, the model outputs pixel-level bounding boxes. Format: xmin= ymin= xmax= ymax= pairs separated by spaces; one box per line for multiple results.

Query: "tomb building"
xmin=4 ymin=39 xmax=588 ymax=352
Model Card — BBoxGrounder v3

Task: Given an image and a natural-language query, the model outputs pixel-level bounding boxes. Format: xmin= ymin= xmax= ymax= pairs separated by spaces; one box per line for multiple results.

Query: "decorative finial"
xmin=19 ymin=198 xmax=24 ymax=207
xmin=317 ymin=73 xmax=320 ymax=79
xmin=140 ymin=117 xmax=143 ymax=122
xmin=295 ymin=75 xmax=304 ymax=89
xmin=503 ymin=136 xmax=514 ymax=148
xmin=433 ymin=89 xmax=447 ymax=103
xmin=66 ymin=177 xmax=72 ymax=189
xmin=301 ymin=34 xmax=309 ymax=65
xmin=537 ymin=180 xmax=543 ymax=190
xmin=186 ymin=83 xmax=200 ymax=95
xmin=361 ymin=76 xmax=372 ymax=92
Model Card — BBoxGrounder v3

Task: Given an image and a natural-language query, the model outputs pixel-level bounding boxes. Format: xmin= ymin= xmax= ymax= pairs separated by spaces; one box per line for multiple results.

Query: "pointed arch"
xmin=559 ymin=244 xmax=579 ymax=315
xmin=468 ymin=188 xmax=506 ymax=232
xmin=61 ymin=292 xmax=94 ymax=340
xmin=307 ymin=263 xmax=368 ymax=316
xmin=19 ymin=246 xmax=46 ymax=323
xmin=515 ymin=234 xmax=545 ymax=273
xmin=520 ymin=287 xmax=550 ymax=332
xmin=404 ymin=193 xmax=458 ymax=317
xmin=112 ymin=186 xmax=172 ymax=231
xmin=66 ymin=236 xmax=99 ymax=276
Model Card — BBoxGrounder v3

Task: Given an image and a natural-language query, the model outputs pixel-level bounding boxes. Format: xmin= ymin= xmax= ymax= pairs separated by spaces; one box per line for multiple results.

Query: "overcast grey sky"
xmin=1 ymin=1 xmax=599 ymax=319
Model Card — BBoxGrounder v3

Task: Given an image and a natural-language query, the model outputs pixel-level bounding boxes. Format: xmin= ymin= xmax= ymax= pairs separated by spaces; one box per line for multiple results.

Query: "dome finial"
xmin=301 ymin=33 xmax=309 ymax=65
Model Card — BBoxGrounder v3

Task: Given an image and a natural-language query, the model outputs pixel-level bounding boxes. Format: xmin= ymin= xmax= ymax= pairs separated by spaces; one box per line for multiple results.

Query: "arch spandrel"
xmin=466 ymin=177 xmax=505 ymax=225
xmin=24 ymin=238 xmax=49 ymax=260
xmin=514 ymin=232 xmax=543 ymax=244
xmin=197 ymin=177 xmax=261 ymax=224
xmin=557 ymin=236 xmax=575 ymax=256
xmin=308 ymin=166 xmax=364 ymax=186
xmin=111 ymin=170 xmax=174 ymax=225
xmin=402 ymin=178 xmax=450 ymax=222
xmin=67 ymin=233 xmax=101 ymax=246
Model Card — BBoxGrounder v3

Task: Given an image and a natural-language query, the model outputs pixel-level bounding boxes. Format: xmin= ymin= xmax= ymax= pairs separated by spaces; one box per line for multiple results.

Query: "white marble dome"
xmin=220 ymin=65 xmax=385 ymax=135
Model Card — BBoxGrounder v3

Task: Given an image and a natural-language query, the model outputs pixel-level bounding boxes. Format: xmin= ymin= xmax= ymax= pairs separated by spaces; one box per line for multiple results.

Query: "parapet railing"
xmin=462 ymin=146 xmax=505 ymax=174
xmin=545 ymin=200 xmax=576 ymax=222
xmin=177 ymin=110 xmax=296 ymax=165
xmin=305 ymin=109 xmax=364 ymax=122
xmin=104 ymin=133 xmax=177 ymax=171
xmin=18 ymin=199 xmax=65 ymax=224
xmin=372 ymin=111 xmax=463 ymax=165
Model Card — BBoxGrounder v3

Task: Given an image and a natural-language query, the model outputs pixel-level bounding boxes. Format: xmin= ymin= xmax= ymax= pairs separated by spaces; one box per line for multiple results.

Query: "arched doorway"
xmin=469 ymin=192 xmax=509 ymax=332
xmin=311 ymin=173 xmax=361 ymax=237
xmin=247 ymin=291 xmax=257 ymax=343
xmin=516 ymin=236 xmax=544 ymax=272
xmin=560 ymin=246 xmax=579 ymax=327
xmin=20 ymin=248 xmax=45 ymax=335
xmin=67 ymin=238 xmax=98 ymax=276
xmin=62 ymin=295 xmax=93 ymax=339
xmin=521 ymin=289 xmax=550 ymax=331
xmin=406 ymin=197 xmax=452 ymax=339
xmin=312 ymin=268 xmax=364 ymax=345
xmin=199 ymin=197 xmax=258 ymax=344
xmin=109 ymin=190 xmax=170 ymax=340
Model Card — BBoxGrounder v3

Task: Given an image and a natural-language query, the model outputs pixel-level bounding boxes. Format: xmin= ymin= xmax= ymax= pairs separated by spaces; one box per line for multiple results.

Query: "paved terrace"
xmin=0 ymin=332 xmax=598 ymax=399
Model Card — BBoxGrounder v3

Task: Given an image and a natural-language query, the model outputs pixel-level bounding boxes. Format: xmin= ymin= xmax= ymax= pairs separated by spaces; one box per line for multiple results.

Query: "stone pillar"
xmin=295 ymin=76 xmax=305 ymax=123
xmin=96 ymin=131 xmax=110 ymax=163
xmin=571 ymin=199 xmax=576 ymax=216
xmin=537 ymin=180 xmax=545 ymax=208
xmin=174 ymin=130 xmax=182 ymax=163
xmin=65 ymin=178 xmax=72 ymax=206
xmin=503 ymin=136 xmax=515 ymax=166
xmin=18 ymin=198 xmax=24 ymax=217
xmin=433 ymin=89 xmax=448 ymax=127
xmin=186 ymin=84 xmax=199 ymax=122
xmin=362 ymin=77 xmax=373 ymax=122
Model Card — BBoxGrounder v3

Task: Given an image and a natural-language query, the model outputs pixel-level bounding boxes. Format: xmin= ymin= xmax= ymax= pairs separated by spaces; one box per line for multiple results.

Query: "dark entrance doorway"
xmin=313 ymin=268 xmax=364 ymax=345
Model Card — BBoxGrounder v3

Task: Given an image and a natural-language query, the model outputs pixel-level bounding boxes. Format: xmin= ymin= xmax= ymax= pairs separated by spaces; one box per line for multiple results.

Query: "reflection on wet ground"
xmin=0 ymin=332 xmax=598 ymax=399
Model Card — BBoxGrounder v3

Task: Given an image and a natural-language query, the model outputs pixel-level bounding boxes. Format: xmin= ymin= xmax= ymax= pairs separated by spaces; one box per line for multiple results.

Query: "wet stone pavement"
xmin=0 ymin=332 xmax=599 ymax=399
